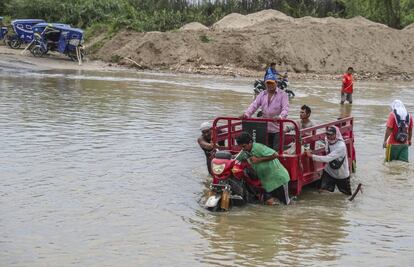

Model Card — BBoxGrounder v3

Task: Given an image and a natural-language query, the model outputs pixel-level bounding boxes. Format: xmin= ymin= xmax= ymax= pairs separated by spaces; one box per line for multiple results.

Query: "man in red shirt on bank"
xmin=341 ymin=67 xmax=354 ymax=104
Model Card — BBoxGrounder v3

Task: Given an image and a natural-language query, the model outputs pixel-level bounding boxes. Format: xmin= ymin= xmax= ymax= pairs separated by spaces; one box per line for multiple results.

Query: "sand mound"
xmin=212 ymin=9 xmax=292 ymax=30
xmin=349 ymin=16 xmax=388 ymax=28
xmin=403 ymin=23 xmax=414 ymax=31
xmin=212 ymin=13 xmax=252 ymax=30
xmin=296 ymin=16 xmax=331 ymax=25
xmin=94 ymin=9 xmax=414 ymax=75
xmin=179 ymin=22 xmax=209 ymax=31
xmin=247 ymin=9 xmax=293 ymax=23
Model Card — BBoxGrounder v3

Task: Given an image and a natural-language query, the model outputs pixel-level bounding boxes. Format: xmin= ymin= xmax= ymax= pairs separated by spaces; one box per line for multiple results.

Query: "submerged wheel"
xmin=8 ymin=38 xmax=21 ymax=49
xmin=207 ymin=205 xmax=221 ymax=212
xmin=69 ymin=47 xmax=85 ymax=62
xmin=69 ymin=54 xmax=76 ymax=61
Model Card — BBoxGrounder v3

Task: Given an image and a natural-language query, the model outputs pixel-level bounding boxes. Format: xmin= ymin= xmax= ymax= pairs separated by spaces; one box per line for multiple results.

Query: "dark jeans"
xmin=320 ymin=170 xmax=352 ymax=195
xmin=267 ymin=133 xmax=280 ymax=150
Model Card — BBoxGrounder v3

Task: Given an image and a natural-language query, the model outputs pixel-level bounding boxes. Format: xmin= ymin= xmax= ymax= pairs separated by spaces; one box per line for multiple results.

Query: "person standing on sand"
xmin=341 ymin=67 xmax=354 ymax=104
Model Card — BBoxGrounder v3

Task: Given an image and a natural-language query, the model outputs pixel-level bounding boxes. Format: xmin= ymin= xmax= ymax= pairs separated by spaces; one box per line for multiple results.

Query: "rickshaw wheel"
xmin=69 ymin=54 xmax=77 ymax=61
xmin=9 ymin=39 xmax=21 ymax=49
xmin=31 ymin=46 xmax=44 ymax=57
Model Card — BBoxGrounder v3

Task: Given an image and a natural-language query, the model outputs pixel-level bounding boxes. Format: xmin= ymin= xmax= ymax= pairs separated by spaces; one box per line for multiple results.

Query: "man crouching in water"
xmin=198 ymin=121 xmax=225 ymax=175
xmin=305 ymin=126 xmax=352 ymax=195
xmin=235 ymin=132 xmax=291 ymax=205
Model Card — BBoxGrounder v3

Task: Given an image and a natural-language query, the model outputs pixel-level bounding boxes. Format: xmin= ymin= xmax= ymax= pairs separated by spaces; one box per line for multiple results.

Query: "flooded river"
xmin=1 ymin=67 xmax=413 ymax=266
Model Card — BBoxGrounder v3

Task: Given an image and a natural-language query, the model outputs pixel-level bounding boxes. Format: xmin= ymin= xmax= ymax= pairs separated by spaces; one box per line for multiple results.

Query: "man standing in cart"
xmin=240 ymin=72 xmax=289 ymax=149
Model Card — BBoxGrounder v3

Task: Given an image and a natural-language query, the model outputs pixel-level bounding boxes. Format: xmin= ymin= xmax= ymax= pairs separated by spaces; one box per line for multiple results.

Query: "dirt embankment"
xmin=92 ymin=9 xmax=414 ymax=80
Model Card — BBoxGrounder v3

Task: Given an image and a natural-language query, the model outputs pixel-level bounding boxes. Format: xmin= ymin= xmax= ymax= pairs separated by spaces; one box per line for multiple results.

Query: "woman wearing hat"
xmin=305 ymin=126 xmax=352 ymax=195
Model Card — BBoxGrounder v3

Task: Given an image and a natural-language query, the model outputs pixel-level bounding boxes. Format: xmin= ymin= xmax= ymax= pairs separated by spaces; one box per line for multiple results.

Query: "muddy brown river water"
xmin=0 ymin=68 xmax=413 ymax=266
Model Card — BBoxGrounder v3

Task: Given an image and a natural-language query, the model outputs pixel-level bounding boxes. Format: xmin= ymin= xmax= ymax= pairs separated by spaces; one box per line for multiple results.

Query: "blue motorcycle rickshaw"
xmin=30 ymin=23 xmax=85 ymax=61
xmin=7 ymin=19 xmax=45 ymax=49
xmin=0 ymin=17 xmax=8 ymax=42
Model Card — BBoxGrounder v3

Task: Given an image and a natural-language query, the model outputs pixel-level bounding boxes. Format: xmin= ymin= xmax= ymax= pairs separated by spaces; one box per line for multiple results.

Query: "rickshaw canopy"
xmin=11 ymin=19 xmax=45 ymax=43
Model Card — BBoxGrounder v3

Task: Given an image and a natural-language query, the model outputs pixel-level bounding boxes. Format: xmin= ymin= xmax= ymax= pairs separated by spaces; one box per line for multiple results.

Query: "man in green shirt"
xmin=236 ymin=132 xmax=291 ymax=205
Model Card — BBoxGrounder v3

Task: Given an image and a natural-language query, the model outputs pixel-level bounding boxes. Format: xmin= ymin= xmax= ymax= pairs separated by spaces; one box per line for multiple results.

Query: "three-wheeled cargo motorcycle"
xmin=204 ymin=117 xmax=356 ymax=211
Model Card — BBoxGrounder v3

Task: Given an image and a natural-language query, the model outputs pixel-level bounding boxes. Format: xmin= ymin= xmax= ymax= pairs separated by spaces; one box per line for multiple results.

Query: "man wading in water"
xmin=198 ymin=121 xmax=225 ymax=175
xmin=341 ymin=67 xmax=354 ymax=105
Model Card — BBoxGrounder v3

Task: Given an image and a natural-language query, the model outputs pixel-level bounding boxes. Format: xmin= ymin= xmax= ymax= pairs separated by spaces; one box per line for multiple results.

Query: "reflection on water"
xmin=0 ymin=68 xmax=414 ymax=266
xmin=339 ymin=104 xmax=353 ymax=119
xmin=195 ymin=192 xmax=349 ymax=266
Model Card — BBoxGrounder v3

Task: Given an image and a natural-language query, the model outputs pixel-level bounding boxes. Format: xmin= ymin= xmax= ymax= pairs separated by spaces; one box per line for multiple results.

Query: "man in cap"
xmin=240 ymin=72 xmax=289 ymax=149
xmin=305 ymin=126 xmax=352 ymax=195
xmin=198 ymin=121 xmax=224 ymax=175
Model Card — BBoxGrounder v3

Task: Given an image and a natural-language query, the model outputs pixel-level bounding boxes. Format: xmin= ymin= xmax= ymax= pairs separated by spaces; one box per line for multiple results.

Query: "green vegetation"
xmin=345 ymin=0 xmax=414 ymax=28
xmin=1 ymin=0 xmax=413 ymax=34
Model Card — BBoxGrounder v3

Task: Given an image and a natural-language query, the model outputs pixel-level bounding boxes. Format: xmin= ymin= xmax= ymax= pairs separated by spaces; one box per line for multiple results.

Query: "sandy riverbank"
xmin=0 ymin=45 xmax=122 ymax=72
xmin=90 ymin=10 xmax=414 ymax=81
xmin=1 ymin=30 xmax=412 ymax=82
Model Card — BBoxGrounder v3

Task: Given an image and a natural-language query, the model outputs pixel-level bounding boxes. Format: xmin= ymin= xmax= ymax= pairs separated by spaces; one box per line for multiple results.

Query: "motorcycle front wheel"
xmin=286 ymin=90 xmax=295 ymax=99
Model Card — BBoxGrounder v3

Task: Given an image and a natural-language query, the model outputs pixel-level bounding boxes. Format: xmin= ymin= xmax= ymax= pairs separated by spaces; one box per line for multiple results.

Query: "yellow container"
xmin=220 ymin=190 xmax=230 ymax=210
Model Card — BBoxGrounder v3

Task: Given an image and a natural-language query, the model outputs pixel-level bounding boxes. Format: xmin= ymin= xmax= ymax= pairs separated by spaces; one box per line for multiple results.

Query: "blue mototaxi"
xmin=0 ymin=17 xmax=8 ymax=41
xmin=31 ymin=23 xmax=85 ymax=61
xmin=7 ymin=19 xmax=45 ymax=48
